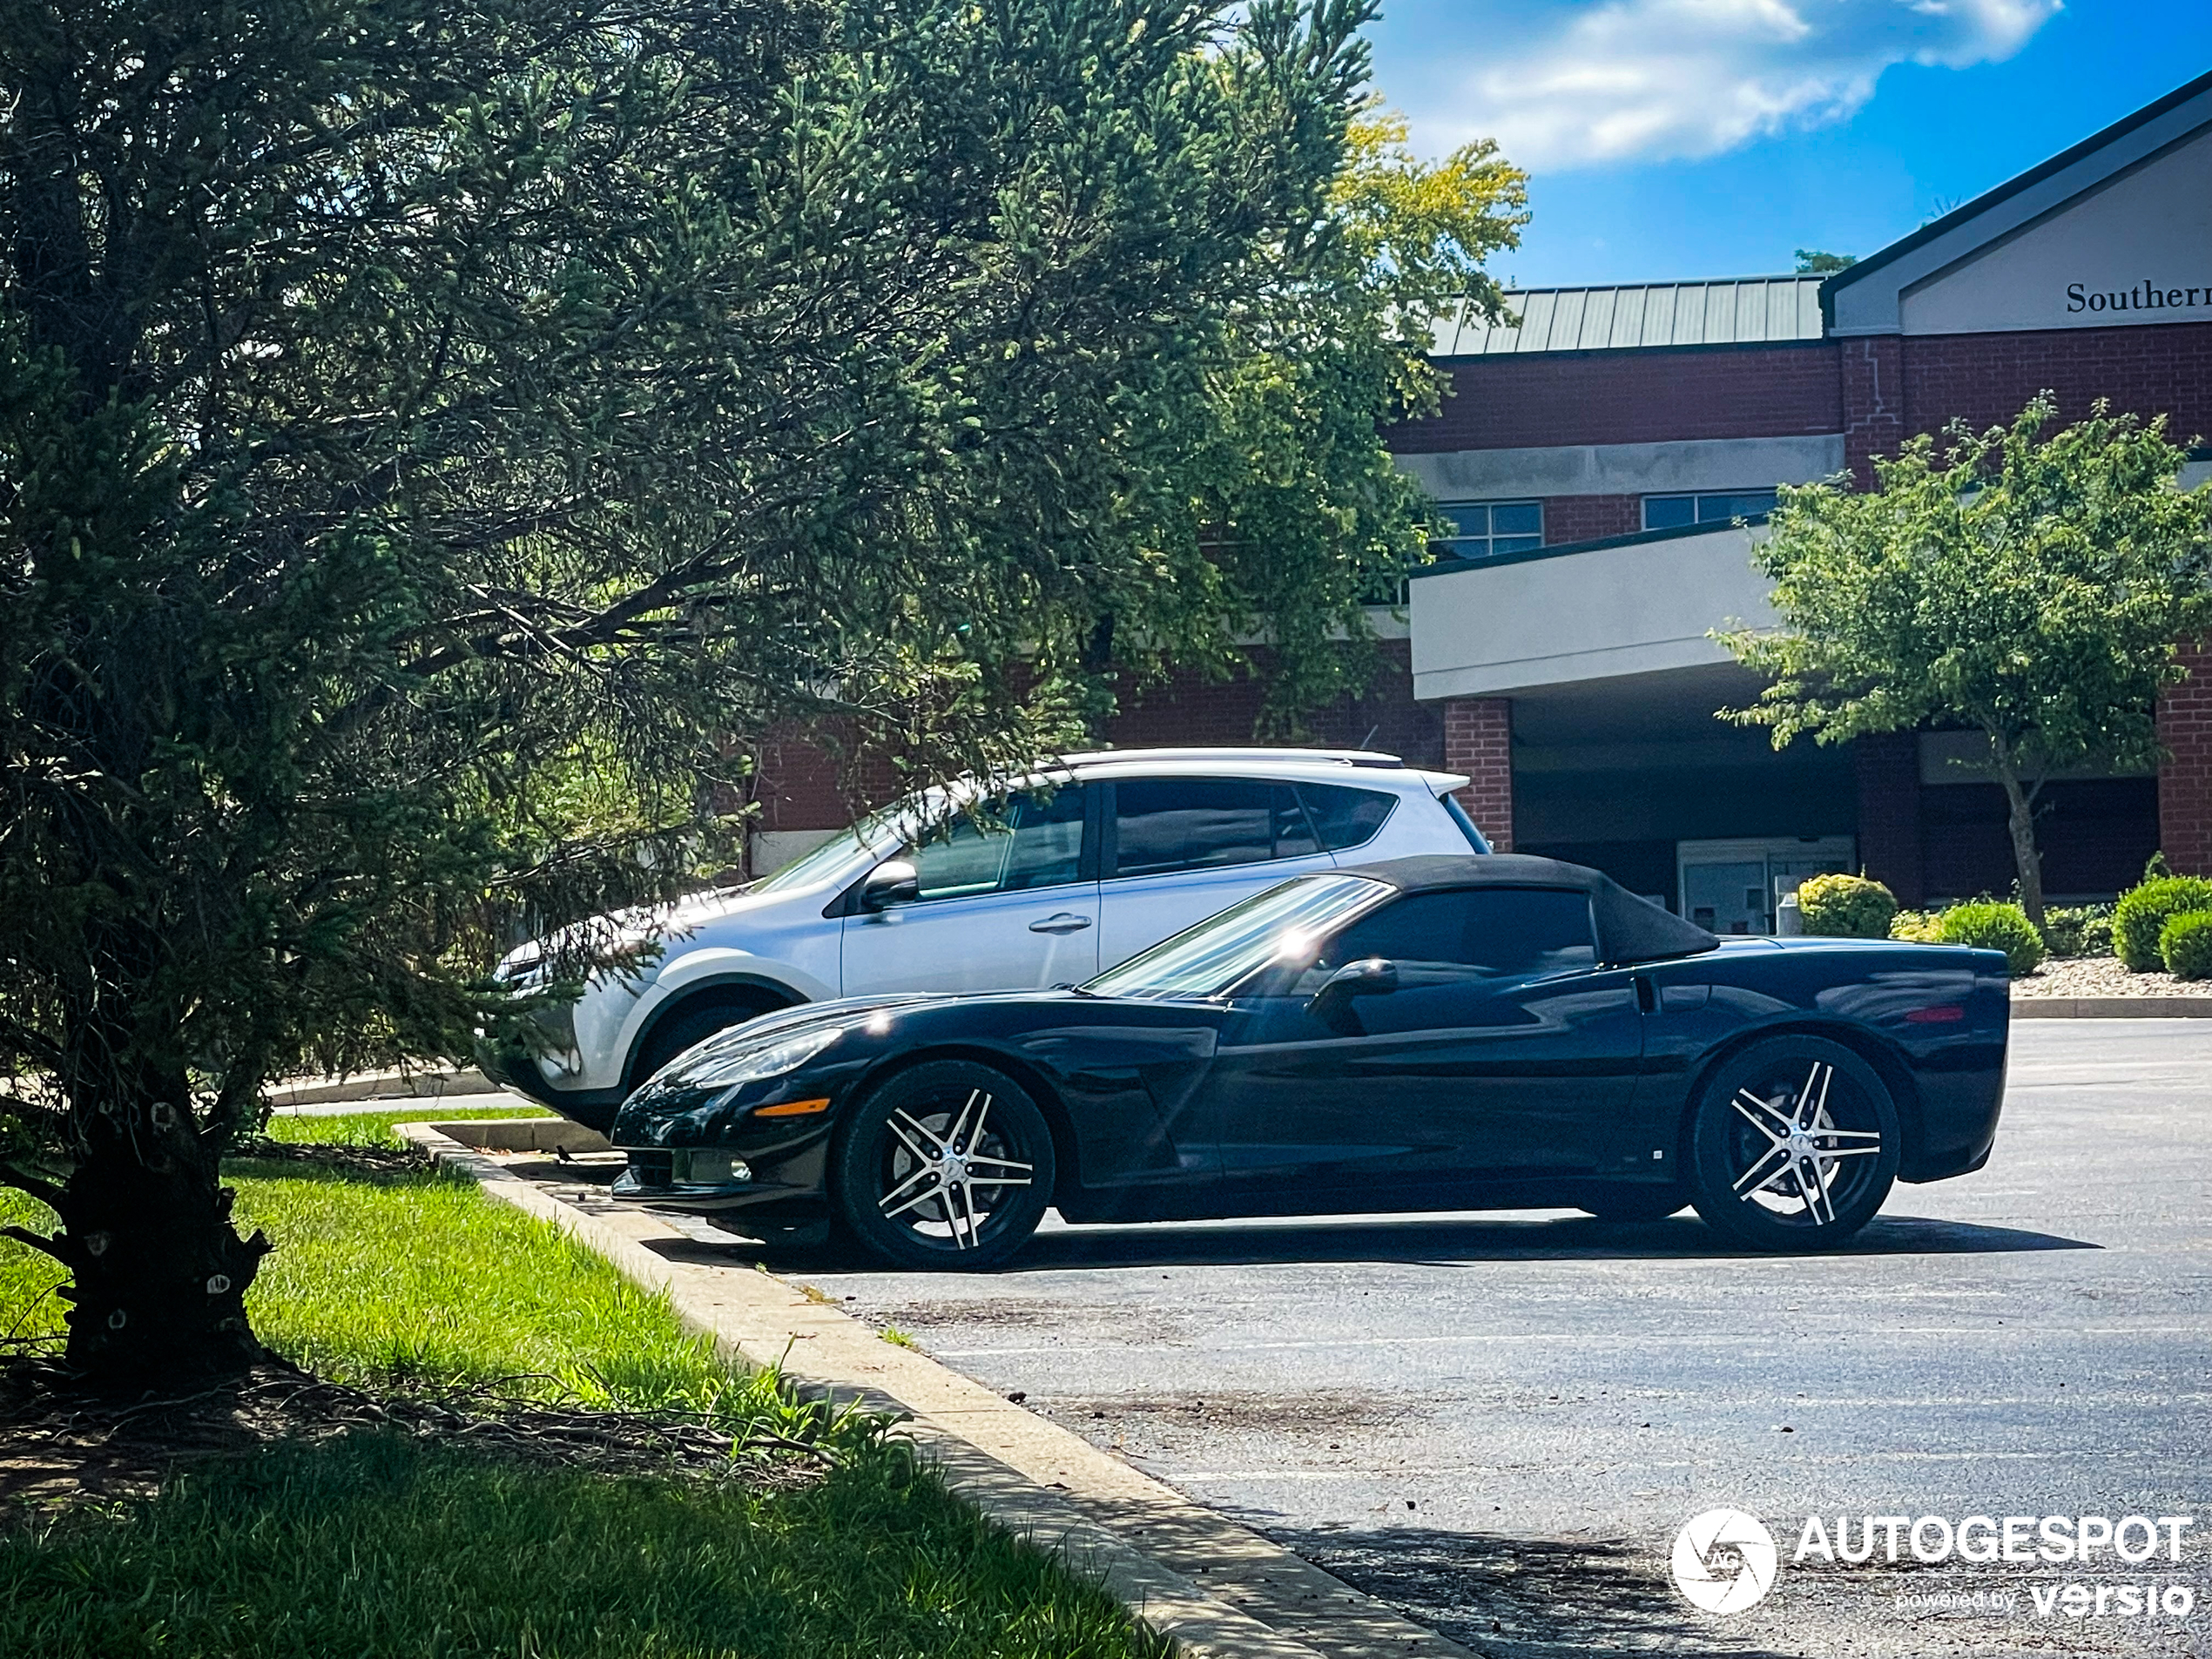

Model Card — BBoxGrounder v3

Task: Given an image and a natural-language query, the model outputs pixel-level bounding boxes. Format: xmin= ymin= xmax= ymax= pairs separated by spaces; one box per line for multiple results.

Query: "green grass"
xmin=259 ymin=1102 xmax=552 ymax=1147
xmin=0 ymin=1434 xmax=1163 ymax=1659
xmin=0 ymin=1113 xmax=1169 ymax=1659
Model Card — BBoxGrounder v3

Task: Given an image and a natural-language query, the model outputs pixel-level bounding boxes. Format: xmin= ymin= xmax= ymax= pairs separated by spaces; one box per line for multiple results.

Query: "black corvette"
xmin=609 ymin=854 xmax=2010 ymax=1264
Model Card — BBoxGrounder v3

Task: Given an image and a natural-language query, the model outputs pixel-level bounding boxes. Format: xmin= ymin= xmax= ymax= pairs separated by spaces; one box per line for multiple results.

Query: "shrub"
xmin=1889 ymin=909 xmax=1945 ymax=944
xmin=2040 ymin=903 xmax=2114 ymax=960
xmin=2160 ymin=910 xmax=2212 ymax=980
xmin=1796 ymin=873 xmax=1898 ymax=939
xmin=2112 ymin=875 xmax=2212 ymax=970
xmin=1939 ymin=901 xmax=2047 ymax=975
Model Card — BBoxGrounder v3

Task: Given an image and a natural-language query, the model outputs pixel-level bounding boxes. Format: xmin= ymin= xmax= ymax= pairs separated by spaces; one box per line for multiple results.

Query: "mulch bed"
xmin=0 ymin=1358 xmax=833 ymax=1519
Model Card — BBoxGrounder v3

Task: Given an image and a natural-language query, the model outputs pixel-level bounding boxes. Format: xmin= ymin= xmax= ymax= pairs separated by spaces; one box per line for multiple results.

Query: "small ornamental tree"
xmin=0 ymin=0 xmax=1520 ymax=1387
xmin=1720 ymin=397 xmax=2212 ymax=927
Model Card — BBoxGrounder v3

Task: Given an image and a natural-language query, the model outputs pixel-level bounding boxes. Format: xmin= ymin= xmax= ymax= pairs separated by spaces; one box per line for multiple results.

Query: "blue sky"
xmin=1362 ymin=1 xmax=2212 ymax=287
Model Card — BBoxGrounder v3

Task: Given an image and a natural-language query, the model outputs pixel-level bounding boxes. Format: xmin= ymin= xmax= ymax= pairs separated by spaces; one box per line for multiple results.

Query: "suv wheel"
xmin=631 ymin=989 xmax=786 ymax=1090
xmin=1686 ymin=1036 xmax=1899 ymax=1251
xmin=831 ymin=1061 xmax=1055 ymax=1269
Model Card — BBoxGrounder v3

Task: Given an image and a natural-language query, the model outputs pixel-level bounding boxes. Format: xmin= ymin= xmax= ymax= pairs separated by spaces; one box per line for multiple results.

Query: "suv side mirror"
xmin=860 ymin=860 xmax=921 ymax=913
xmin=1307 ymin=956 xmax=1398 ymax=1033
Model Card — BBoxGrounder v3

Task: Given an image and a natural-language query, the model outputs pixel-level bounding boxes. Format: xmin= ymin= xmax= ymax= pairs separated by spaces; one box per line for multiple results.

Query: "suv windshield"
xmin=748 ymin=810 xmax=897 ymax=894
xmin=1084 ymin=873 xmax=1392 ymax=1001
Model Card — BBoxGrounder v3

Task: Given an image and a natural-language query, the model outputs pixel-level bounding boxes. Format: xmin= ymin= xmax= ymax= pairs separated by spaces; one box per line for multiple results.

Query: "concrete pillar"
xmin=1444 ymin=697 xmax=1514 ymax=853
xmin=2158 ymin=638 xmax=2212 ymax=876
xmin=1853 ymin=732 xmax=1924 ymax=906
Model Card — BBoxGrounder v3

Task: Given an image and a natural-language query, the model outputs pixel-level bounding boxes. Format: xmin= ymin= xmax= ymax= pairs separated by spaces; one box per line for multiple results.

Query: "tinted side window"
xmin=907 ymin=786 xmax=1086 ymax=900
xmin=1305 ymin=888 xmax=1595 ymax=985
xmin=1114 ymin=779 xmax=1314 ymax=877
xmin=1296 ymin=783 xmax=1396 ymax=852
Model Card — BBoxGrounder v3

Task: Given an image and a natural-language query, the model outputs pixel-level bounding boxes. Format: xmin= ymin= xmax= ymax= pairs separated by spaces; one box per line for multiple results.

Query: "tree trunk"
xmin=1993 ymin=766 xmax=2046 ymax=931
xmin=16 ymin=1096 xmax=273 ymax=1392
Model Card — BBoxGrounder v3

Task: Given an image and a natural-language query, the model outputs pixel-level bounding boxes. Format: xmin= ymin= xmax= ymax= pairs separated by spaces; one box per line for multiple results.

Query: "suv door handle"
xmin=1028 ymin=913 xmax=1094 ymax=934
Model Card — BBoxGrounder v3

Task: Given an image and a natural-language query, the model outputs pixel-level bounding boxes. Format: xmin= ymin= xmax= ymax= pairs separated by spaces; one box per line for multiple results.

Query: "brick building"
xmin=750 ymin=70 xmax=2212 ymax=926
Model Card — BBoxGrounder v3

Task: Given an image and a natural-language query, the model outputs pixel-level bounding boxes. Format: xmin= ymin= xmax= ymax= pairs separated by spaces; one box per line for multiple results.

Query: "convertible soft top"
xmin=1345 ymin=853 xmax=1720 ymax=967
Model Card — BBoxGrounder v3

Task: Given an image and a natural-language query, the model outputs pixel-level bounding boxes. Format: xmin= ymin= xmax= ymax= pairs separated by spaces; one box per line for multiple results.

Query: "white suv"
xmin=484 ymin=748 xmax=1488 ymax=1127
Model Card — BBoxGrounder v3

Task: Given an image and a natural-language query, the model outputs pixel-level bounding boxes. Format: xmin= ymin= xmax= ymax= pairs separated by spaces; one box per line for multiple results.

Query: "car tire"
xmin=631 ymin=989 xmax=786 ymax=1091
xmin=831 ymin=1061 xmax=1055 ymax=1270
xmin=1577 ymin=1185 xmax=1688 ymax=1223
xmin=1686 ymin=1035 xmax=1900 ymax=1251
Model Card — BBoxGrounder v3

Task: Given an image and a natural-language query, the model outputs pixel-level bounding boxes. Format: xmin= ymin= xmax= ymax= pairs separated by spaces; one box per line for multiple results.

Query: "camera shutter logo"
xmin=1671 ymin=1509 xmax=1779 ymax=1614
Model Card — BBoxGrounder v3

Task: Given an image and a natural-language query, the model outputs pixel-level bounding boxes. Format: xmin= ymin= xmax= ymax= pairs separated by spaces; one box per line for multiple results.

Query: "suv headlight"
xmin=685 ymin=1026 xmax=846 ymax=1088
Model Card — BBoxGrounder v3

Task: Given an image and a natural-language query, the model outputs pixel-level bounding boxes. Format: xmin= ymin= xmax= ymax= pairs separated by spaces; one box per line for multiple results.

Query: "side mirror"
xmin=1307 ymin=956 xmax=1398 ymax=1033
xmin=860 ymin=860 xmax=921 ymax=913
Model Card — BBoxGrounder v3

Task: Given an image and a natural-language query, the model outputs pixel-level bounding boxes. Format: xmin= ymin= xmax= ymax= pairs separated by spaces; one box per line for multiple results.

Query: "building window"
xmin=1434 ymin=500 xmax=1543 ymax=561
xmin=1642 ymin=490 xmax=1778 ymax=530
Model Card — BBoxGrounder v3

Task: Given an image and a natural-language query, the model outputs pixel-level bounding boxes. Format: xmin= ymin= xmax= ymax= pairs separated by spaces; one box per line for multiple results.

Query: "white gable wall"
xmin=1899 ymin=125 xmax=2212 ymax=337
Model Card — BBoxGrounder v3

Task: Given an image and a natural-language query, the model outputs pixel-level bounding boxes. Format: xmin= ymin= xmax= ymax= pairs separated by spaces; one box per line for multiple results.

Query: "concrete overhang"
xmin=1409 ymin=522 xmax=1774 ymax=702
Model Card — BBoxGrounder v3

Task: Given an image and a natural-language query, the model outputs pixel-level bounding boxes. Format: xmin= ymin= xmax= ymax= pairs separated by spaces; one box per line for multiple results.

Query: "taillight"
xmin=1904 ymin=1005 xmax=1966 ymax=1023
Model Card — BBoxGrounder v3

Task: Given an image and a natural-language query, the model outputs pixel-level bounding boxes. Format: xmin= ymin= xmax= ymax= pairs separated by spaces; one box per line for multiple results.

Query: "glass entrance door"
xmin=1676 ymin=838 xmax=1855 ymax=934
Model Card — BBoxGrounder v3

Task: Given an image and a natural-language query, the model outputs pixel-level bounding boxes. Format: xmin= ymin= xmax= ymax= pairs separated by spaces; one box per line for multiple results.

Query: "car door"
xmin=840 ymin=786 xmax=1100 ymax=995
xmin=1209 ymin=887 xmax=1645 ymax=1195
xmin=1095 ymin=777 xmax=1341 ymax=971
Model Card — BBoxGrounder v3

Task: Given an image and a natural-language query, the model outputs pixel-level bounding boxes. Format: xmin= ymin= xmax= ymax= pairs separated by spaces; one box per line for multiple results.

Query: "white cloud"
xmin=1400 ymin=0 xmax=2061 ymax=170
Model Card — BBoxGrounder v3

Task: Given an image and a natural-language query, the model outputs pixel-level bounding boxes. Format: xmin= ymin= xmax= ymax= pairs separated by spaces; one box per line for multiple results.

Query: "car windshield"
xmin=1084 ymin=873 xmax=1393 ymax=1001
xmin=746 ymin=809 xmax=901 ymax=895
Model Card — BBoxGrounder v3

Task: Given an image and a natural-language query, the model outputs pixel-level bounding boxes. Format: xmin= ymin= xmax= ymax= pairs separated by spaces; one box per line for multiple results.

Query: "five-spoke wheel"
xmin=1686 ymin=1036 xmax=1899 ymax=1250
xmin=831 ymin=1061 xmax=1055 ymax=1268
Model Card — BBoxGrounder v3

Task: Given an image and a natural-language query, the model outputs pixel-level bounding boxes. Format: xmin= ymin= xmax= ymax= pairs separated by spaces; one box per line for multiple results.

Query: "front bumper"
xmin=610 ymin=1140 xmax=833 ymax=1219
xmin=473 ymin=1037 xmax=625 ymax=1132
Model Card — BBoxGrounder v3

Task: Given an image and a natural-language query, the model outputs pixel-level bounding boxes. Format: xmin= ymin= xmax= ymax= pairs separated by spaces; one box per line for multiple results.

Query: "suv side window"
xmin=1292 ymin=888 xmax=1596 ymax=992
xmin=1295 ymin=783 xmax=1397 ymax=852
xmin=1112 ymin=778 xmax=1318 ymax=878
xmin=907 ymin=786 xmax=1087 ymax=900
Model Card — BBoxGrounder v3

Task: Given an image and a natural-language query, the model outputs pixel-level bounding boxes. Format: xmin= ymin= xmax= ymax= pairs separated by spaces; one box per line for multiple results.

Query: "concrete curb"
xmin=2011 ymin=995 xmax=2212 ymax=1018
xmin=398 ymin=1121 xmax=1472 ymax=1659
xmin=268 ymin=1066 xmax=500 ymax=1107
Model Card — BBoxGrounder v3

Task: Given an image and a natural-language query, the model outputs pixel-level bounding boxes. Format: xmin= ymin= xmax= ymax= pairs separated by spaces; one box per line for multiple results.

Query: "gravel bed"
xmin=2013 ymin=954 xmax=2201 ymax=997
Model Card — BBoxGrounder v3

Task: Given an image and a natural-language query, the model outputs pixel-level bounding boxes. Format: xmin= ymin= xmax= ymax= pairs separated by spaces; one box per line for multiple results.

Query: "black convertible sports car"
xmin=609 ymin=854 xmax=2010 ymax=1264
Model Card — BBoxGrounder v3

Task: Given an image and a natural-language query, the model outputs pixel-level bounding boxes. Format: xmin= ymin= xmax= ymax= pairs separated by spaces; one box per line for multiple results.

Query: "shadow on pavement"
xmin=652 ymin=1210 xmax=2099 ymax=1273
xmin=1271 ymin=1524 xmax=1797 ymax=1658
xmin=992 ymin=1211 xmax=2098 ymax=1271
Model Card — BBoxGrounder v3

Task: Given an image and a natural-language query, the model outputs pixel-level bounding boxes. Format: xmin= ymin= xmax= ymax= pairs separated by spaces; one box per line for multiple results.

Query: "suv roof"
xmin=1055 ymin=746 xmax=1406 ymax=771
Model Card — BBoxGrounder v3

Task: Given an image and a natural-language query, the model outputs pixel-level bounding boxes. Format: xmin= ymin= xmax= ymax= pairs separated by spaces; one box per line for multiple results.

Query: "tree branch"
xmin=0 ymin=1224 xmax=70 ymax=1265
xmin=0 ymin=1161 xmax=69 ymax=1211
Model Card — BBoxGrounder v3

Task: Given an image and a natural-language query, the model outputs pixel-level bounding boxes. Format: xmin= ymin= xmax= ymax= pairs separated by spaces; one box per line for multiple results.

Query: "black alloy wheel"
xmin=831 ymin=1061 xmax=1055 ymax=1269
xmin=1686 ymin=1035 xmax=1900 ymax=1250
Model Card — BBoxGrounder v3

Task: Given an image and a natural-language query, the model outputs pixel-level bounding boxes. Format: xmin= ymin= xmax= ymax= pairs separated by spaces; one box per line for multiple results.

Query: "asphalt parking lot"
xmin=798 ymin=1020 xmax=2212 ymax=1658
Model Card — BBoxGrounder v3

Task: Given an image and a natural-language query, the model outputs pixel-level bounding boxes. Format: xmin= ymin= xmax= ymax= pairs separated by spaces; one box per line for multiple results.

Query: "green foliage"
xmin=0 ymin=0 xmax=1525 ymax=1375
xmin=2159 ymin=911 xmax=2212 ymax=980
xmin=1937 ymin=902 xmax=2047 ymax=974
xmin=1794 ymin=249 xmax=1857 ymax=273
xmin=1795 ymin=873 xmax=1898 ymax=939
xmin=2040 ymin=903 xmax=2115 ymax=960
xmin=2114 ymin=876 xmax=2212 ymax=970
xmin=1889 ymin=909 xmax=1946 ymax=943
xmin=1718 ymin=396 xmax=2212 ymax=926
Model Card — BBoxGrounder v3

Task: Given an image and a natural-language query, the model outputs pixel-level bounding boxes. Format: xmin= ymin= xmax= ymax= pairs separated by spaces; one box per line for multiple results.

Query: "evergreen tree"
xmin=0 ymin=0 xmax=1519 ymax=1382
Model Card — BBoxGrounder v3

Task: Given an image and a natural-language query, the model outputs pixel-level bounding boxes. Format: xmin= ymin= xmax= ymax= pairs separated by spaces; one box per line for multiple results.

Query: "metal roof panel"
xmin=1428 ymin=275 xmax=1827 ymax=356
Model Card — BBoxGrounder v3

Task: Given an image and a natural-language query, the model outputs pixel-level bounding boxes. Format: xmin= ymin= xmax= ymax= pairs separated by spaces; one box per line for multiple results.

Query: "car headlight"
xmin=684 ymin=1025 xmax=846 ymax=1088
